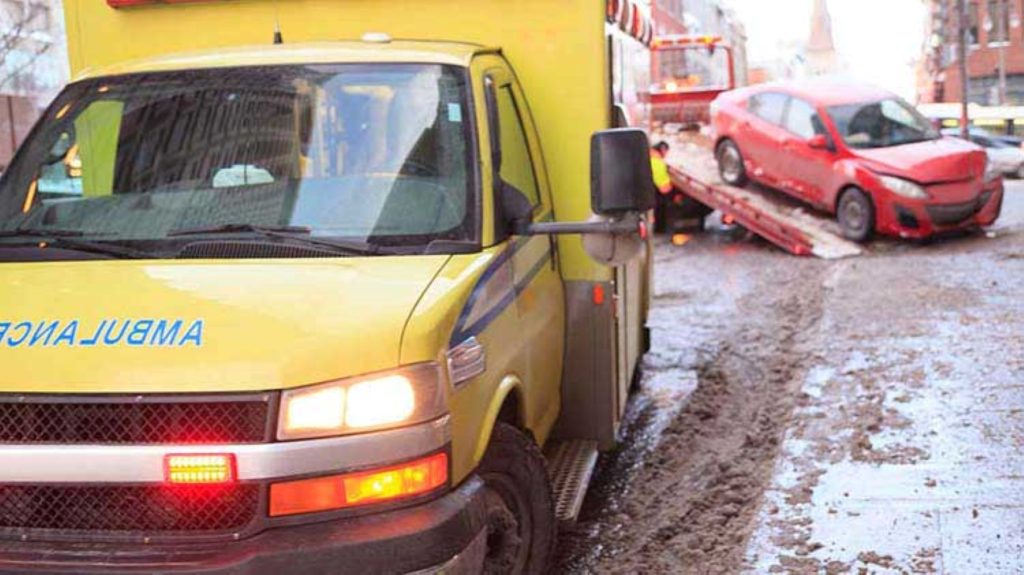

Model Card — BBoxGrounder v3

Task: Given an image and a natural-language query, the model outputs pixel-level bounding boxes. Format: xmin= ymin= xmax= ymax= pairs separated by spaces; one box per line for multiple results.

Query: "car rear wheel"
xmin=716 ymin=139 xmax=748 ymax=187
xmin=837 ymin=187 xmax=875 ymax=242
xmin=479 ymin=423 xmax=556 ymax=575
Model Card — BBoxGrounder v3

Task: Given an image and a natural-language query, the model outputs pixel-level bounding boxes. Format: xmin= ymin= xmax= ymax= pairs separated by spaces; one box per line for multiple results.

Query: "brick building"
xmin=922 ymin=0 xmax=1024 ymax=104
xmin=651 ymin=0 xmax=749 ymax=86
xmin=652 ymin=0 xmax=688 ymax=36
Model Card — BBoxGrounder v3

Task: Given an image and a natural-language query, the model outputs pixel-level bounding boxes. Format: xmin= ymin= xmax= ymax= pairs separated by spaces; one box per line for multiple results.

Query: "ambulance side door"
xmin=483 ymin=62 xmax=566 ymax=437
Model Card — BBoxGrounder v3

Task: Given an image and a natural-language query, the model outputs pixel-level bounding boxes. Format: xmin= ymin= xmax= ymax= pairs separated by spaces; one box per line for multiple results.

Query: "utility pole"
xmin=998 ymin=0 xmax=1009 ymax=104
xmin=958 ymin=0 xmax=970 ymax=138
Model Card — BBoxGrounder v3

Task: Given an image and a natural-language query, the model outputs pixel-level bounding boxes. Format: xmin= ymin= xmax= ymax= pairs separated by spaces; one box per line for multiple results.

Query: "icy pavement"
xmin=745 ymin=243 xmax=1024 ymax=573
xmin=556 ymin=183 xmax=1024 ymax=573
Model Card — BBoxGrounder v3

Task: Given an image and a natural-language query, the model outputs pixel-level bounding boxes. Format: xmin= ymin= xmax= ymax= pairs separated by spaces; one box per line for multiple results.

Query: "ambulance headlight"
xmin=277 ymin=363 xmax=447 ymax=440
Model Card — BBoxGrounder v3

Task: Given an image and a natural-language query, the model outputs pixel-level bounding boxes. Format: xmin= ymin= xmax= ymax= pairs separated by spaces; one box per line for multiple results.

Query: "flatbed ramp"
xmin=662 ymin=138 xmax=863 ymax=259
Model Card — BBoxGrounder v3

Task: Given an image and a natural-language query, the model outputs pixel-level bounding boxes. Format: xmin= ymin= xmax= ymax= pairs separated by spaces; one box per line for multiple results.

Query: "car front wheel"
xmin=837 ymin=187 xmax=875 ymax=242
xmin=716 ymin=139 xmax=748 ymax=187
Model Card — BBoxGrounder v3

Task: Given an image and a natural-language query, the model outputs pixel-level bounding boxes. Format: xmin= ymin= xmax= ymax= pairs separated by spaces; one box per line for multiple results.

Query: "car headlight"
xmin=879 ymin=175 xmax=929 ymax=199
xmin=984 ymin=157 xmax=1002 ymax=182
xmin=278 ymin=363 xmax=447 ymax=440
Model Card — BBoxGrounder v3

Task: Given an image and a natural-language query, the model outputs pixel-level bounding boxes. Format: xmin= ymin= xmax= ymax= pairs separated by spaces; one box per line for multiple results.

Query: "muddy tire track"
xmin=557 ymin=259 xmax=826 ymax=574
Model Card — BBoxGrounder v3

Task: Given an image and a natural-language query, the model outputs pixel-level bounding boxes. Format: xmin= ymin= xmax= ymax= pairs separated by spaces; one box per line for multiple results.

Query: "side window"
xmin=785 ymin=98 xmax=824 ymax=139
xmin=495 ymin=85 xmax=541 ymax=207
xmin=38 ymin=101 xmax=123 ymax=199
xmin=749 ymin=93 xmax=788 ymax=126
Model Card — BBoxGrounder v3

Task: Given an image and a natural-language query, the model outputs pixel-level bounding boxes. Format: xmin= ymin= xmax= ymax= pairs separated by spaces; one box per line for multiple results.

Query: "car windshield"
xmin=827 ymin=98 xmax=939 ymax=149
xmin=0 ymin=64 xmax=476 ymax=259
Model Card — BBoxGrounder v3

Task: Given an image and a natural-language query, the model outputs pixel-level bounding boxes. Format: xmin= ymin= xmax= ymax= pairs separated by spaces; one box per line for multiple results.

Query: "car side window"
xmin=784 ymin=98 xmax=825 ymax=140
xmin=749 ymin=93 xmax=789 ymax=126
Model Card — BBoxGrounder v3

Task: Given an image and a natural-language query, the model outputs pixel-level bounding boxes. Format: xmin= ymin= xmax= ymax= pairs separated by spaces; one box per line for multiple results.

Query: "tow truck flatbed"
xmin=662 ymin=134 xmax=863 ymax=259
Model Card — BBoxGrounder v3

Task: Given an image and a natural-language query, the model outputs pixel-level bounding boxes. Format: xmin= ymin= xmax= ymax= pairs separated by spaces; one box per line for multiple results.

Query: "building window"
xmin=969 ymin=1 xmax=981 ymax=46
xmin=987 ymin=0 xmax=1011 ymax=44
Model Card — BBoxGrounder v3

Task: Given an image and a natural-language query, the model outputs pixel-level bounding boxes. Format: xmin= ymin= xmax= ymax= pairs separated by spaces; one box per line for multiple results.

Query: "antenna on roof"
xmin=272 ymin=0 xmax=284 ymax=44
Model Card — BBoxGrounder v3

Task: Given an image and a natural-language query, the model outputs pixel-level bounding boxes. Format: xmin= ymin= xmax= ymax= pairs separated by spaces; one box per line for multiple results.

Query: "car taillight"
xmin=164 ymin=454 xmax=237 ymax=484
xmin=268 ymin=453 xmax=448 ymax=517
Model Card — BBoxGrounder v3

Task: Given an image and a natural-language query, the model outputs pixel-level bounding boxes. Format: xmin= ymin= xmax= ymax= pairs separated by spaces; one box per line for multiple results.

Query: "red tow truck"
xmin=650 ymin=35 xmax=736 ymax=126
xmin=649 ymin=35 xmax=862 ymax=258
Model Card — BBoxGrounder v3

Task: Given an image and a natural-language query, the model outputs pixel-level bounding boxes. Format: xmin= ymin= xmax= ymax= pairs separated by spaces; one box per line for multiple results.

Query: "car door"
xmin=778 ymin=97 xmax=836 ymax=208
xmin=741 ymin=92 xmax=790 ymax=187
xmin=485 ymin=65 xmax=566 ymax=430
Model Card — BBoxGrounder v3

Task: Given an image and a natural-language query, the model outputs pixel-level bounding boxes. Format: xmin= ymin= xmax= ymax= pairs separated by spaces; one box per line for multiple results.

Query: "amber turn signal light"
xmin=269 ymin=453 xmax=448 ymax=517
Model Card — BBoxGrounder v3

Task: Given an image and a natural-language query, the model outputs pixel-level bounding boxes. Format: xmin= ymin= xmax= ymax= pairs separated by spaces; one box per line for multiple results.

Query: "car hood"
xmin=0 ymin=257 xmax=449 ymax=394
xmin=851 ymin=137 xmax=987 ymax=184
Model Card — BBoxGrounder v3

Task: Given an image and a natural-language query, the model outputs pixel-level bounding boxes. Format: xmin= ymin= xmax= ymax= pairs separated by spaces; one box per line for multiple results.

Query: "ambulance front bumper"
xmin=0 ymin=476 xmax=489 ymax=575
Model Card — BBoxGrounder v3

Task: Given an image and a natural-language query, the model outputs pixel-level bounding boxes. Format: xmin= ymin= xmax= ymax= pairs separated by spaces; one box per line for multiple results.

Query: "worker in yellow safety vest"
xmin=651 ymin=141 xmax=674 ymax=234
xmin=650 ymin=141 xmax=673 ymax=195
xmin=651 ymin=141 xmax=712 ymax=235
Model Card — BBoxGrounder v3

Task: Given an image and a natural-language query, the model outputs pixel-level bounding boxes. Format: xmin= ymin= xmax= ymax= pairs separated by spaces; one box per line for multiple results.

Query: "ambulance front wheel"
xmin=479 ymin=422 xmax=556 ymax=575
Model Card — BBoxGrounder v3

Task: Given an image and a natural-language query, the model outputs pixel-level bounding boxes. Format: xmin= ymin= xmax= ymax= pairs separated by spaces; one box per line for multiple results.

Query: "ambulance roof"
xmin=74 ymin=40 xmax=491 ymax=81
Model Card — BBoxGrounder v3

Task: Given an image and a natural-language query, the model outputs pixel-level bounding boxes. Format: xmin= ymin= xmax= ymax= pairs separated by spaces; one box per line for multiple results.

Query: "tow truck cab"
xmin=0 ymin=1 xmax=655 ymax=573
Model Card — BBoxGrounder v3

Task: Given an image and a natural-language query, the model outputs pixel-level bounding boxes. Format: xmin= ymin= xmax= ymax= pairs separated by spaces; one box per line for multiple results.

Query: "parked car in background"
xmin=712 ymin=82 xmax=1003 ymax=241
xmin=992 ymin=133 xmax=1024 ymax=149
xmin=942 ymin=128 xmax=1024 ymax=179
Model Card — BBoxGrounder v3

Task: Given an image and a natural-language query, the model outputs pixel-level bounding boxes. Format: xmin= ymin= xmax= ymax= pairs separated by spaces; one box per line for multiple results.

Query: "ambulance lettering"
xmin=0 ymin=319 xmax=204 ymax=348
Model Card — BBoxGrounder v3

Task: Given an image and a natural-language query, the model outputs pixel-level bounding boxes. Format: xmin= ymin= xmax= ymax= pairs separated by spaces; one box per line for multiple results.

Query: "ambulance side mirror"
xmin=590 ymin=128 xmax=655 ymax=216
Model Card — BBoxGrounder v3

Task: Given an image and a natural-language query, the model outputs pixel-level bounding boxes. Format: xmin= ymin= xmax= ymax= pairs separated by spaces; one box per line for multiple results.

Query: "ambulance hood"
xmin=0 ymin=257 xmax=449 ymax=394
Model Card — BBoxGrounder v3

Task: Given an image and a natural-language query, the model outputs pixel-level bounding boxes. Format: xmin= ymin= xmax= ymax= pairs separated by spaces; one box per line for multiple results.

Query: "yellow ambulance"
xmin=0 ymin=1 xmax=654 ymax=573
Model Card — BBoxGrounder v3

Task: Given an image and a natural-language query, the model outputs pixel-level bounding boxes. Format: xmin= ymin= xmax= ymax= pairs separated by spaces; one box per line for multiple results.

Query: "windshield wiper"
xmin=168 ymin=223 xmax=381 ymax=255
xmin=0 ymin=230 xmax=151 ymax=259
xmin=168 ymin=223 xmax=311 ymax=236
xmin=0 ymin=228 xmax=88 ymax=238
xmin=45 ymin=237 xmax=152 ymax=259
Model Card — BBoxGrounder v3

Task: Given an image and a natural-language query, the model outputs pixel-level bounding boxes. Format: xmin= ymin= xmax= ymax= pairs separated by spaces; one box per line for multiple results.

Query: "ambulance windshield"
xmin=0 ymin=63 xmax=476 ymax=258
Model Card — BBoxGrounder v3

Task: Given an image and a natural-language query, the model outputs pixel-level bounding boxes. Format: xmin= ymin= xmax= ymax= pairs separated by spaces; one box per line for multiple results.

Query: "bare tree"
xmin=0 ymin=2 xmax=54 ymax=94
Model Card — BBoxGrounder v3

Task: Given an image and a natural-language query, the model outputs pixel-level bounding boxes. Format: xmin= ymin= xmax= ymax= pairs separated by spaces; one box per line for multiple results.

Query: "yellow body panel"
xmin=0 ymin=257 xmax=449 ymax=393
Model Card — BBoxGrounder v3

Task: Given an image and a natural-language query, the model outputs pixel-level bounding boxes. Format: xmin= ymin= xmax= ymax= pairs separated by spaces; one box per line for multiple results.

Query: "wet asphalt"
xmin=556 ymin=181 xmax=1024 ymax=574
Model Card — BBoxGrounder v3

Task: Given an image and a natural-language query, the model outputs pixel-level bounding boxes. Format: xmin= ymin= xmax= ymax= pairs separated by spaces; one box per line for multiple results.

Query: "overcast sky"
xmin=723 ymin=0 xmax=927 ymax=100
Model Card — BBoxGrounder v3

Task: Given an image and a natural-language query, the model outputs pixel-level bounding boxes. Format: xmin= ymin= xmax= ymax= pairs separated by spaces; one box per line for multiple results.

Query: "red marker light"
xmin=165 ymin=454 xmax=236 ymax=484
xmin=593 ymin=284 xmax=606 ymax=306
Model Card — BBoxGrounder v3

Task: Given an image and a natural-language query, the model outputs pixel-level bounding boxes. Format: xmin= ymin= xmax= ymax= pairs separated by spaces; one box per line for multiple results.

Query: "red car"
xmin=711 ymin=82 xmax=1003 ymax=241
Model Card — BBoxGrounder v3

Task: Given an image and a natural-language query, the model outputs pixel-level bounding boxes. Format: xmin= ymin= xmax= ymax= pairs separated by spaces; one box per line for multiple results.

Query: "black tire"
xmin=716 ymin=139 xmax=748 ymax=187
xmin=837 ymin=187 xmax=875 ymax=242
xmin=478 ymin=423 xmax=556 ymax=575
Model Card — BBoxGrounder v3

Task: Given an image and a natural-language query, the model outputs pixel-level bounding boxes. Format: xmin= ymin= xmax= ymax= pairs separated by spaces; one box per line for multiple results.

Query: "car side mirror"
xmin=808 ymin=134 xmax=831 ymax=150
xmin=590 ymin=128 xmax=655 ymax=215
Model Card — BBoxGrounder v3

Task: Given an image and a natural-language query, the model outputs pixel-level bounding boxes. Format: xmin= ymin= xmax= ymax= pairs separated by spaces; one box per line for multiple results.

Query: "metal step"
xmin=545 ymin=440 xmax=599 ymax=525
